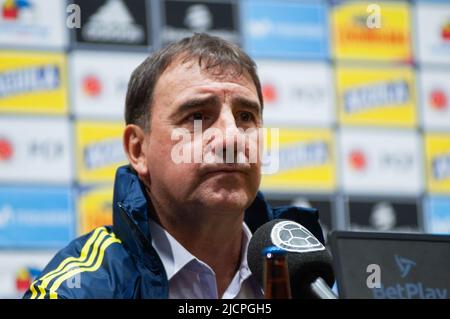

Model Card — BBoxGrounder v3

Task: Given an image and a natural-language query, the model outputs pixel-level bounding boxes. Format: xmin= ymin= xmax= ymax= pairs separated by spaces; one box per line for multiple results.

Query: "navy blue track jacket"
xmin=23 ymin=165 xmax=324 ymax=299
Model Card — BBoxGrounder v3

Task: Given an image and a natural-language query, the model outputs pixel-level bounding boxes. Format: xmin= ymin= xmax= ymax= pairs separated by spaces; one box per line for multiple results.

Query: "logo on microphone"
xmin=395 ymin=255 xmax=416 ymax=278
xmin=271 ymin=220 xmax=325 ymax=253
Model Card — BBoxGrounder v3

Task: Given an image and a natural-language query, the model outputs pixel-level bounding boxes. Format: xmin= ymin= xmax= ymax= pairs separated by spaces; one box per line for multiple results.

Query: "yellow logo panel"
xmin=0 ymin=51 xmax=68 ymax=114
xmin=336 ymin=66 xmax=416 ymax=127
xmin=261 ymin=129 xmax=335 ymax=191
xmin=332 ymin=1 xmax=412 ymax=62
xmin=75 ymin=121 xmax=127 ymax=183
xmin=78 ymin=186 xmax=113 ymax=235
xmin=425 ymin=134 xmax=450 ymax=194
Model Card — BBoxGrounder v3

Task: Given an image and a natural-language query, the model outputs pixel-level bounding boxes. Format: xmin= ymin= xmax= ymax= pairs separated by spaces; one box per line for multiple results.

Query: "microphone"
xmin=248 ymin=219 xmax=337 ymax=299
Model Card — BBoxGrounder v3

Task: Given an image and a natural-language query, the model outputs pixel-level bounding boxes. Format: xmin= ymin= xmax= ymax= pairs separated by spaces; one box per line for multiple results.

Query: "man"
xmin=24 ymin=33 xmax=324 ymax=299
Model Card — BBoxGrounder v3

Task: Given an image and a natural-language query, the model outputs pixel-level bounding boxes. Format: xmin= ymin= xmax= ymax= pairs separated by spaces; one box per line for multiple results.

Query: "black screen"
xmin=331 ymin=232 xmax=450 ymax=299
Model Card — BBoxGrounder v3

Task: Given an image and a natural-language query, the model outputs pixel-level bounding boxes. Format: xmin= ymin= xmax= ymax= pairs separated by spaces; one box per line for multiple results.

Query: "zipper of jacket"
xmin=116 ymin=202 xmax=169 ymax=291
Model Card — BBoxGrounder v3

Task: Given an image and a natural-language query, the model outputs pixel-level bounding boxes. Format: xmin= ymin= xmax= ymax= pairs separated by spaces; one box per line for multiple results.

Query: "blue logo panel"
xmin=425 ymin=197 xmax=450 ymax=234
xmin=0 ymin=186 xmax=75 ymax=248
xmin=242 ymin=0 xmax=329 ymax=59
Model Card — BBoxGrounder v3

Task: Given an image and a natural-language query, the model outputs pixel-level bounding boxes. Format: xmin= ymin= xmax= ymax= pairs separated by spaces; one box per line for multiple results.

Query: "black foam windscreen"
xmin=248 ymin=219 xmax=335 ymax=299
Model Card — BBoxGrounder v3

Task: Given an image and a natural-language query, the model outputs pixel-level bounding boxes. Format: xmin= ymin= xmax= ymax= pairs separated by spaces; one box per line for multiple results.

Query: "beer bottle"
xmin=263 ymin=246 xmax=292 ymax=299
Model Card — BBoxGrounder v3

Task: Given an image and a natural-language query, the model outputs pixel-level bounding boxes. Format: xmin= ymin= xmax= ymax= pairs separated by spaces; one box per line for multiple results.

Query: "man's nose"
xmin=209 ymin=109 xmax=244 ymax=163
xmin=215 ymin=109 xmax=241 ymax=145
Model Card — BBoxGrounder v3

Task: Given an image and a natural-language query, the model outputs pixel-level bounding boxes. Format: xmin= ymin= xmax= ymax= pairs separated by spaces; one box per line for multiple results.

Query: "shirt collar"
xmin=148 ymin=219 xmax=253 ymax=281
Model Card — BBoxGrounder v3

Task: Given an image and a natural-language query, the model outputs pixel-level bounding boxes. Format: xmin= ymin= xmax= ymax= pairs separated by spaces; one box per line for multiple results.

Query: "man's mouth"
xmin=201 ymin=164 xmax=251 ymax=176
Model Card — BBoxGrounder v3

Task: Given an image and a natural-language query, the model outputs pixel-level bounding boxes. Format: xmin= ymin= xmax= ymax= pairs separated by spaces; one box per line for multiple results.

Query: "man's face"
xmin=144 ymin=58 xmax=262 ymax=215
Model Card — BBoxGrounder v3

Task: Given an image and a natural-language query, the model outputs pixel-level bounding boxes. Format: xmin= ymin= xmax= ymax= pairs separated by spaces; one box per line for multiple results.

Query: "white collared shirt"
xmin=148 ymin=219 xmax=263 ymax=299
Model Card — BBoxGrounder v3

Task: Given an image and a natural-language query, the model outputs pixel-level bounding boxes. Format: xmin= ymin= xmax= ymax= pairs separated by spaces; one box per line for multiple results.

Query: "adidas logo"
xmin=82 ymin=0 xmax=144 ymax=44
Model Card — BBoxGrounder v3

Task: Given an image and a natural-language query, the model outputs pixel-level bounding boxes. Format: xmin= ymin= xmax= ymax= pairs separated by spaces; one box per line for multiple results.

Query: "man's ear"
xmin=123 ymin=124 xmax=149 ymax=180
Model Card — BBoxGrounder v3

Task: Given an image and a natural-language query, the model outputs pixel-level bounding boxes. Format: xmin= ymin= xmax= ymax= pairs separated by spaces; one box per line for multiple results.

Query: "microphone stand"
xmin=309 ymin=277 xmax=338 ymax=299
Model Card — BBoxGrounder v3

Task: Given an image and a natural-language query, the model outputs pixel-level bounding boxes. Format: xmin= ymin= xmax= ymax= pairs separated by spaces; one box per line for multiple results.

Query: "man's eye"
xmin=190 ymin=112 xmax=204 ymax=121
xmin=238 ymin=112 xmax=254 ymax=122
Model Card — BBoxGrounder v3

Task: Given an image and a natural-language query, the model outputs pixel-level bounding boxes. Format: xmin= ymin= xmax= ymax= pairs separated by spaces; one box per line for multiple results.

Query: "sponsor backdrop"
xmin=0 ymin=0 xmax=449 ymax=297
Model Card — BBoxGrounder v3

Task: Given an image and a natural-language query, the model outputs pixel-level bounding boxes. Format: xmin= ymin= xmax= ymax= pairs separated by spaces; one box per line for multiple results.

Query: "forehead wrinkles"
xmin=152 ymin=57 xmax=259 ymax=120
xmin=164 ymin=55 xmax=252 ymax=87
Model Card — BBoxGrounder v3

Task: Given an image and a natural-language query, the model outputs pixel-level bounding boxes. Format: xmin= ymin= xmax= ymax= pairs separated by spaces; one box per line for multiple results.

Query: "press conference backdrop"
xmin=0 ymin=0 xmax=449 ymax=298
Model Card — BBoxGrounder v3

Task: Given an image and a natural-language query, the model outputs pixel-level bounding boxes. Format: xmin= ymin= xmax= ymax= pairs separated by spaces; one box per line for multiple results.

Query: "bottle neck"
xmin=263 ymin=255 xmax=292 ymax=299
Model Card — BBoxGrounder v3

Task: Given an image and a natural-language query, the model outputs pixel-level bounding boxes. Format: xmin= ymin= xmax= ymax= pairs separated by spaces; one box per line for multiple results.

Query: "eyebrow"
xmin=172 ymin=95 xmax=262 ymax=119
xmin=175 ymin=95 xmax=221 ymax=115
